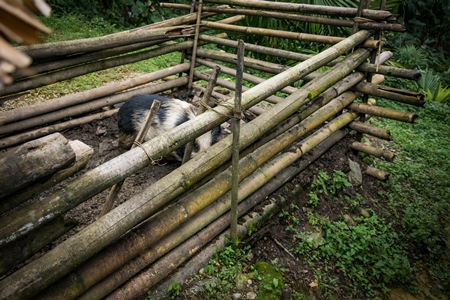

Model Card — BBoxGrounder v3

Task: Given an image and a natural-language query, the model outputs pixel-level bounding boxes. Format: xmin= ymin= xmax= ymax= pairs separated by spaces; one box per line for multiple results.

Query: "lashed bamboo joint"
xmin=0 ymin=1 xmax=423 ymax=299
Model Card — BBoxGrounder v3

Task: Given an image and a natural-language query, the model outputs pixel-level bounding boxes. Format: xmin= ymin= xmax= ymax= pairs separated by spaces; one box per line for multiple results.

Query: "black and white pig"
xmin=117 ymin=94 xmax=220 ymax=161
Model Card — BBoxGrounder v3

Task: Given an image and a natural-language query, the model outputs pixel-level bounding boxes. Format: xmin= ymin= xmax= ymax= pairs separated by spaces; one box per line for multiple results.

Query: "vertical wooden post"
xmin=231 ymin=40 xmax=245 ymax=244
xmin=188 ymin=0 xmax=204 ymax=90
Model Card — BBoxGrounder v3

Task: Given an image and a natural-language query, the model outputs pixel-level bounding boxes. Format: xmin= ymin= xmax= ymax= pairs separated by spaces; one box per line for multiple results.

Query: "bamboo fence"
xmin=0 ymin=1 xmax=424 ymax=299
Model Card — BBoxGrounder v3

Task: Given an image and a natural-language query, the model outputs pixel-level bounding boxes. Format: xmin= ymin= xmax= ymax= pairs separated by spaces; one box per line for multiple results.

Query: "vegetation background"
xmin=28 ymin=0 xmax=450 ymax=298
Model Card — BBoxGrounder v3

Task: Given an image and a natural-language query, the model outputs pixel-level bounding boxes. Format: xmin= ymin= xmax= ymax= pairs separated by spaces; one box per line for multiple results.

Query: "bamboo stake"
xmin=0 ymin=63 xmax=191 ymax=126
xmin=348 ymin=102 xmax=419 ymax=123
xmin=0 ymin=31 xmax=372 ymax=300
xmin=161 ymin=3 xmax=405 ymax=32
xmin=201 ymin=20 xmax=380 ymax=49
xmin=187 ymin=0 xmax=203 ymax=90
xmin=99 ymin=100 xmax=161 ymax=218
xmin=348 ymin=121 xmax=393 ymax=141
xmin=350 ymin=141 xmax=395 ymax=162
xmin=202 ymin=0 xmax=392 ymax=20
xmin=183 ymin=65 xmax=221 ymax=164
xmin=231 ymin=40 xmax=245 ymax=244
xmin=0 ymin=77 xmax=188 ymax=148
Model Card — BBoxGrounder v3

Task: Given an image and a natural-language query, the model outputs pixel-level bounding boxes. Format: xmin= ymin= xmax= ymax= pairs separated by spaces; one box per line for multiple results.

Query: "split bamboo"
xmin=351 ymin=141 xmax=395 ymax=162
xmin=352 ymin=81 xmax=425 ymax=106
xmin=0 ymin=77 xmax=188 ymax=148
xmin=348 ymin=102 xmax=419 ymax=123
xmin=201 ymin=20 xmax=380 ymax=49
xmin=202 ymin=0 xmax=392 ymax=20
xmin=0 ymin=31 xmax=372 ymax=300
xmin=161 ymin=3 xmax=405 ymax=32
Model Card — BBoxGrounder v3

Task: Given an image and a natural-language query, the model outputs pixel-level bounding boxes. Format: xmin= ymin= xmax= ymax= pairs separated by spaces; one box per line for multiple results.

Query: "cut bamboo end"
xmin=365 ymin=165 xmax=389 ymax=181
xmin=351 ymin=141 xmax=395 ymax=162
xmin=348 ymin=121 xmax=393 ymax=141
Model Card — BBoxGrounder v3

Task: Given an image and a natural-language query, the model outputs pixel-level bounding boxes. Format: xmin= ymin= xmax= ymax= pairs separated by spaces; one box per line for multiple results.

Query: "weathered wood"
xmin=0 ymin=133 xmax=75 ymax=200
xmin=0 ymin=217 xmax=78 ymax=277
xmin=202 ymin=0 xmax=392 ymax=20
xmin=0 ymin=31 xmax=372 ymax=300
xmin=0 ymin=140 xmax=93 ymax=215
xmin=201 ymin=20 xmax=379 ymax=49
xmin=162 ymin=3 xmax=405 ymax=32
xmin=0 ymin=77 xmax=188 ymax=148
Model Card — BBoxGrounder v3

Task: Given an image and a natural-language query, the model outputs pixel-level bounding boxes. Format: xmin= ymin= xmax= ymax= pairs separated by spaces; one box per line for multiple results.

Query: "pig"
xmin=117 ymin=94 xmax=220 ymax=161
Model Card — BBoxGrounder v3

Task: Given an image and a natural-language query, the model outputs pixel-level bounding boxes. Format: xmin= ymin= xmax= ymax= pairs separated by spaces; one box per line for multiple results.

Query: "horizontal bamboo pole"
xmin=0 ymin=63 xmax=191 ymax=126
xmin=149 ymin=128 xmax=349 ymax=300
xmin=351 ymin=141 xmax=395 ymax=162
xmin=0 ymin=77 xmax=188 ymax=149
xmin=0 ymin=31 xmax=372 ymax=300
xmin=198 ymin=34 xmax=421 ymax=81
xmin=365 ymin=165 xmax=389 ymax=181
xmin=162 ymin=3 xmax=405 ymax=32
xmin=202 ymin=0 xmax=392 ymax=20
xmin=0 ymin=38 xmax=197 ymax=97
xmin=352 ymin=81 xmax=425 ymax=106
xmin=348 ymin=102 xmax=419 ymax=123
xmin=348 ymin=120 xmax=393 ymax=141
xmin=201 ymin=20 xmax=380 ymax=49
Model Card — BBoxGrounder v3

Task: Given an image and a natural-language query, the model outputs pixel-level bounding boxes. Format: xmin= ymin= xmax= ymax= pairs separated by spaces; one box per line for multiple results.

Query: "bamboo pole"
xmin=365 ymin=165 xmax=389 ymax=181
xmin=149 ymin=128 xmax=348 ymax=300
xmin=161 ymin=3 xmax=405 ymax=32
xmin=198 ymin=34 xmax=421 ymax=81
xmin=231 ymin=40 xmax=245 ymax=243
xmin=98 ymin=100 xmax=161 ymax=218
xmin=201 ymin=20 xmax=380 ymax=49
xmin=183 ymin=65 xmax=221 ymax=164
xmin=0 ymin=63 xmax=191 ymax=126
xmin=202 ymin=0 xmax=392 ymax=20
xmin=350 ymin=141 xmax=395 ymax=162
xmin=36 ymin=49 xmax=371 ymax=300
xmin=0 ymin=31 xmax=372 ymax=300
xmin=348 ymin=102 xmax=419 ymax=123
xmin=0 ymin=37 xmax=196 ymax=97
xmin=0 ymin=77 xmax=188 ymax=149
xmin=348 ymin=121 xmax=393 ymax=141
xmin=352 ymin=81 xmax=425 ymax=107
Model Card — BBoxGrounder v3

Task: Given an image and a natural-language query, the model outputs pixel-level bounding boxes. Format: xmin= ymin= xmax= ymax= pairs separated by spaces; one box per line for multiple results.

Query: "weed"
xmin=167 ymin=281 xmax=182 ymax=300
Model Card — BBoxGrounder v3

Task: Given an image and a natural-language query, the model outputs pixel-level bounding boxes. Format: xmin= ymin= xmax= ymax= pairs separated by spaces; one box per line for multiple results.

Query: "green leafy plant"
xmin=167 ymin=281 xmax=182 ymax=300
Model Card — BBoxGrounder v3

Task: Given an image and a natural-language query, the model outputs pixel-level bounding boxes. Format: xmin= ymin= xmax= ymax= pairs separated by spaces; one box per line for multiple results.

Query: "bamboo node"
xmin=134 ymin=141 xmax=167 ymax=166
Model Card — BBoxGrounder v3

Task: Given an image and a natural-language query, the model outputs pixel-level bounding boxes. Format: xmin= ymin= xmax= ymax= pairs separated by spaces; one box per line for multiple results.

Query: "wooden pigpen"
xmin=0 ymin=0 xmax=424 ymax=299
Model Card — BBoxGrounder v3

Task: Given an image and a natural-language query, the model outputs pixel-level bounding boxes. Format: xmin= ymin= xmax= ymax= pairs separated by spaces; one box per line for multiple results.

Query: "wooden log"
xmin=202 ymin=0 xmax=392 ymax=20
xmin=0 ymin=77 xmax=188 ymax=149
xmin=162 ymin=3 xmax=405 ymax=32
xmin=348 ymin=121 xmax=393 ymax=141
xmin=352 ymin=81 xmax=425 ymax=106
xmin=198 ymin=34 xmax=421 ymax=80
xmin=0 ymin=133 xmax=75 ymax=200
xmin=0 ymin=140 xmax=93 ymax=215
xmin=0 ymin=31 xmax=372 ymax=300
xmin=351 ymin=141 xmax=395 ymax=162
xmin=0 ymin=63 xmax=191 ymax=130
xmin=348 ymin=102 xmax=419 ymax=123
xmin=0 ymin=217 xmax=78 ymax=277
xmin=201 ymin=20 xmax=379 ymax=49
